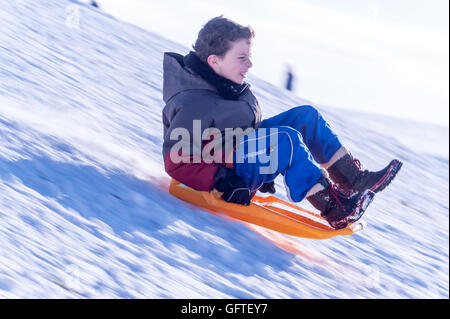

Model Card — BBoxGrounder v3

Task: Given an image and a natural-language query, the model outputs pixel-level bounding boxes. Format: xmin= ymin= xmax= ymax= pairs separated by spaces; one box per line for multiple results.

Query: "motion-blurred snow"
xmin=0 ymin=0 xmax=448 ymax=298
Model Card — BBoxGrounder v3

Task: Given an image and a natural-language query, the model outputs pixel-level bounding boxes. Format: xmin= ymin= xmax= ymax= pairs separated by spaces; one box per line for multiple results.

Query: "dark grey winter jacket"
xmin=162 ymin=52 xmax=262 ymax=191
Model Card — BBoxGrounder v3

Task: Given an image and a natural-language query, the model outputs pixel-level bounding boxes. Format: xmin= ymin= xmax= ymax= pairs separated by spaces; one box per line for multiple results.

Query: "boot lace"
xmin=328 ymin=183 xmax=351 ymax=209
xmin=350 ymin=158 xmax=362 ymax=170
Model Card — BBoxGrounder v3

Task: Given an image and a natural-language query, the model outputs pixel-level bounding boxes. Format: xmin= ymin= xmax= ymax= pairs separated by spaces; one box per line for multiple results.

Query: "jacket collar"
xmin=183 ymin=51 xmax=249 ymax=100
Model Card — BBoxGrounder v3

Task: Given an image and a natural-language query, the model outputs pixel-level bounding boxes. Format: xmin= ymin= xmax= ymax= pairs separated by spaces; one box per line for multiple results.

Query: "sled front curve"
xmin=168 ymin=179 xmax=363 ymax=240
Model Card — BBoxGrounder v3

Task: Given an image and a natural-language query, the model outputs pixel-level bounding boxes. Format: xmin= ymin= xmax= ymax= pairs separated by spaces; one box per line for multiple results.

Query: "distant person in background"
xmin=161 ymin=16 xmax=402 ymax=229
xmin=91 ymin=0 xmax=99 ymax=8
xmin=285 ymin=65 xmax=294 ymax=92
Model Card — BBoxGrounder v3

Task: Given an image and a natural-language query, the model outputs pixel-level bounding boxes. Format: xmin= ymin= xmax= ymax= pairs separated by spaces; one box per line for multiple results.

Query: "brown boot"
xmin=327 ymin=153 xmax=402 ymax=194
xmin=306 ymin=176 xmax=375 ymax=229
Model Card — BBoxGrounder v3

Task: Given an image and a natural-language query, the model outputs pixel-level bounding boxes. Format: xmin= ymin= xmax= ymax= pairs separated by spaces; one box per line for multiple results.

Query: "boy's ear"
xmin=207 ymin=54 xmax=219 ymax=68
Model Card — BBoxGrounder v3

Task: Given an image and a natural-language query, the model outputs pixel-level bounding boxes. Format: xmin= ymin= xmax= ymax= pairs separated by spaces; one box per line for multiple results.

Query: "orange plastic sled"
xmin=169 ymin=179 xmax=364 ymax=240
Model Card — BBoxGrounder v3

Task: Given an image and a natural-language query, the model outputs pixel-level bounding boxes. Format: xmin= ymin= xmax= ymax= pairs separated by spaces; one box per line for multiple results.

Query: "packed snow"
xmin=0 ymin=0 xmax=448 ymax=298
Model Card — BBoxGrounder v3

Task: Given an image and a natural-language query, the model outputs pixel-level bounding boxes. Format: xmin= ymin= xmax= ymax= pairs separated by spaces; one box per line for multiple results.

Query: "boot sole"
xmin=370 ymin=159 xmax=403 ymax=193
xmin=350 ymin=189 xmax=375 ymax=223
xmin=330 ymin=189 xmax=375 ymax=229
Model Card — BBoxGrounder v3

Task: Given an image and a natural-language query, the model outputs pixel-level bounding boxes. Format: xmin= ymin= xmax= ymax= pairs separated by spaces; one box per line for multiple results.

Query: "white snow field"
xmin=0 ymin=0 xmax=448 ymax=298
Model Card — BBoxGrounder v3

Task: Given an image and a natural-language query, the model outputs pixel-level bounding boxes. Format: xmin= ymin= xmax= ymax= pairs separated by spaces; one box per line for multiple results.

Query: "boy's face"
xmin=208 ymin=38 xmax=253 ymax=84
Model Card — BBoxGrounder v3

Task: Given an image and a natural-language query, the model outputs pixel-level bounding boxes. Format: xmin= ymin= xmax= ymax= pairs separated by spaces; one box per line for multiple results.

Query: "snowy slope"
xmin=0 ymin=0 xmax=448 ymax=298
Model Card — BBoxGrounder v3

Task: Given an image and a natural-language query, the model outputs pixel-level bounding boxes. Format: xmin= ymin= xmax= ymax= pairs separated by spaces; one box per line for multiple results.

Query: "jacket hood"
xmin=162 ymin=52 xmax=216 ymax=103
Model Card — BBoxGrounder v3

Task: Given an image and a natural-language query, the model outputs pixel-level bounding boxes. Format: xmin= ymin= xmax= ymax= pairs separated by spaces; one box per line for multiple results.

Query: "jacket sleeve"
xmin=162 ymin=101 xmax=223 ymax=191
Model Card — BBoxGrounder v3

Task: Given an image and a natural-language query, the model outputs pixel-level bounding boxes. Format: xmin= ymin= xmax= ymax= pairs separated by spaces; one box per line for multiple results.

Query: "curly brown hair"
xmin=193 ymin=16 xmax=255 ymax=63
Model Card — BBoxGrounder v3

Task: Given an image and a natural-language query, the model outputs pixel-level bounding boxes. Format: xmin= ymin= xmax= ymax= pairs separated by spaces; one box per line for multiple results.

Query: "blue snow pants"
xmin=233 ymin=105 xmax=342 ymax=202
